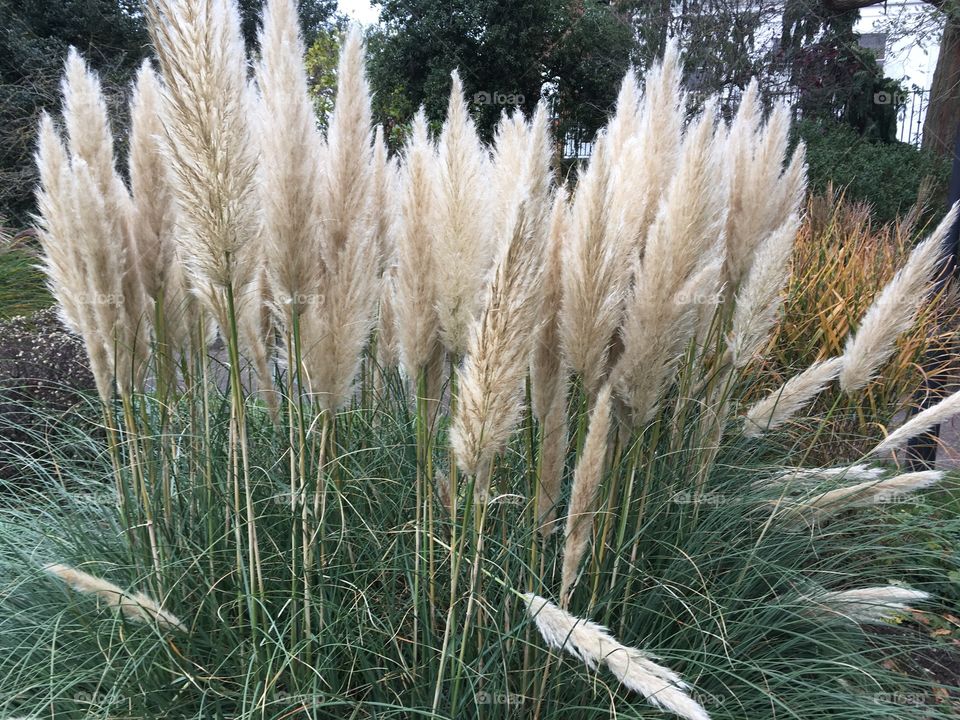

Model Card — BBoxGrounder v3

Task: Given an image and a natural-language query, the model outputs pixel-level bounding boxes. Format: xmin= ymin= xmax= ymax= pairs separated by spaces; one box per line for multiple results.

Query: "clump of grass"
xmin=757 ymin=188 xmax=960 ymax=462
xmin=1 ymin=1 xmax=958 ymax=719
xmin=0 ymin=228 xmax=50 ymax=320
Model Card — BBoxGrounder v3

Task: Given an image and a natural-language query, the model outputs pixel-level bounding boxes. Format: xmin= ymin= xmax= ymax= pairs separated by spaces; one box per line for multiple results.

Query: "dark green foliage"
xmin=368 ymin=0 xmax=633 ymax=145
xmin=0 ymin=0 xmax=148 ymax=224
xmin=795 ymin=119 xmax=951 ymax=224
xmin=0 ymin=0 xmax=337 ymax=225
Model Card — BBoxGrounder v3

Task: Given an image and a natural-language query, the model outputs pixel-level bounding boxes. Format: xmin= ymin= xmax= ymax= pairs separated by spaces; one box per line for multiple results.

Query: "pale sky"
xmin=338 ymin=0 xmax=378 ymax=26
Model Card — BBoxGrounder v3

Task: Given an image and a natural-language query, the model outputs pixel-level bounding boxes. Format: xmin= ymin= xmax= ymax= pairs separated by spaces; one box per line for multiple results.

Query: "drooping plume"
xmin=743 ymin=357 xmax=843 ymax=437
xmin=45 ymin=563 xmax=186 ymax=633
xmin=839 ymin=205 xmax=956 ymax=392
xmin=524 ymin=593 xmax=711 ymax=720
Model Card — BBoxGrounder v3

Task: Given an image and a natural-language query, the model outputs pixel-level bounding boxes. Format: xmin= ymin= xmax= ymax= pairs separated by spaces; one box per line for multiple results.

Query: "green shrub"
xmin=794 ymin=119 xmax=950 ymax=225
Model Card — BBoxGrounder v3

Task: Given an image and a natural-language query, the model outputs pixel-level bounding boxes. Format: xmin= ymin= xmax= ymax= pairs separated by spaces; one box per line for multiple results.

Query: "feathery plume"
xmin=433 ymin=70 xmax=494 ymax=356
xmin=614 ymin=110 xmax=728 ymax=424
xmin=727 ymin=215 xmax=800 ymax=368
xmin=772 ymin=470 xmax=942 ymax=519
xmin=531 ymin=188 xmax=570 ymax=421
xmin=811 ymin=586 xmax=930 ymax=625
xmin=35 ymin=115 xmax=95 ymax=345
xmin=560 ymin=134 xmax=632 ymax=397
xmin=523 ymin=593 xmax=711 ymax=720
xmin=450 ymin=209 xmax=545 ymax=487
xmin=395 ymin=110 xmax=441 ymax=379
xmin=756 ymin=464 xmax=884 ymax=490
xmin=743 ymin=357 xmax=843 ymax=437
xmin=254 ymin=0 xmax=325 ymax=318
xmin=561 ymin=384 xmax=612 ymax=605
xmin=611 ymin=44 xmax=684 ymax=260
xmin=44 ymin=563 xmax=186 ymax=633
xmin=128 ymin=60 xmax=194 ymax=356
xmin=298 ymin=27 xmax=382 ymax=410
xmin=724 ymin=97 xmax=803 ymax=291
xmin=451 ymin=108 xmax=553 ymax=488
xmin=146 ymin=0 xmax=261 ymax=313
xmin=839 ymin=205 xmax=956 ymax=391
xmin=872 ymin=386 xmax=960 ymax=454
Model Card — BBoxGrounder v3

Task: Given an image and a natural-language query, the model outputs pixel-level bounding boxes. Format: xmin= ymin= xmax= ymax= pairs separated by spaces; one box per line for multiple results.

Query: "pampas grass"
xmin=613 ymin=109 xmax=727 ymax=424
xmin=872 ymin=386 xmax=960 ymax=454
xmin=433 ymin=71 xmax=493 ymax=357
xmin=254 ymin=0 xmax=324 ymax=319
xmin=44 ymin=563 xmax=186 ymax=633
xmin=812 ymin=586 xmax=931 ymax=625
xmin=523 ymin=593 xmax=711 ymax=720
xmin=22 ymin=8 xmax=959 ymax=718
xmin=839 ymin=205 xmax=958 ymax=392
xmin=395 ymin=110 xmax=440 ymax=379
xmin=772 ymin=470 xmax=943 ymax=519
xmin=743 ymin=357 xmax=843 ymax=437
xmin=560 ymin=383 xmax=612 ymax=605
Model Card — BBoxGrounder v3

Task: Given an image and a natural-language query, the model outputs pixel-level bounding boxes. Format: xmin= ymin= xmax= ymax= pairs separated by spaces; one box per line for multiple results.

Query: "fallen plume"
xmin=523 ymin=593 xmax=711 ymax=720
xmin=44 ymin=563 xmax=186 ymax=633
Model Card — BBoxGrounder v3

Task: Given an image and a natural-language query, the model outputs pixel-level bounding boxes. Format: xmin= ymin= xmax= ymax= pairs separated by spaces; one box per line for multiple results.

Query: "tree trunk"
xmin=922 ymin=13 xmax=960 ymax=159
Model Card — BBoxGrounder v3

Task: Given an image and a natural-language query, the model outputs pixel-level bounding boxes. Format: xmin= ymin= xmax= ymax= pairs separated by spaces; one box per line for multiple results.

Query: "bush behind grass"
xmin=795 ymin=119 xmax=950 ymax=226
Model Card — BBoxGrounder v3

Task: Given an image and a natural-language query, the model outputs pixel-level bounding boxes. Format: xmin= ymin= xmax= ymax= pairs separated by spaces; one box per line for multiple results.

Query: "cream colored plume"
xmin=839 ymin=205 xmax=956 ymax=392
xmin=743 ymin=357 xmax=842 ymax=436
xmin=433 ymin=70 xmax=493 ymax=356
xmin=450 ymin=106 xmax=553 ymax=488
xmin=146 ymin=0 xmax=261 ymax=316
xmin=35 ymin=114 xmax=109 ymax=395
xmin=614 ymin=109 xmax=728 ymax=424
xmin=450 ymin=208 xmax=545 ymax=488
xmin=772 ymin=470 xmax=942 ymax=519
xmin=811 ymin=586 xmax=930 ymax=625
xmin=63 ymin=47 xmax=151 ymax=370
xmin=560 ymin=384 xmax=612 ymax=605
xmin=610 ymin=44 xmax=684 ymax=261
xmin=532 ymin=190 xmax=571 ymax=531
xmin=523 ymin=593 xmax=711 ymax=720
xmin=254 ymin=0 xmax=325 ymax=319
xmin=531 ymin=188 xmax=570 ymax=421
xmin=872 ymin=386 xmax=960 ymax=455
xmin=128 ymin=60 xmax=194 ymax=356
xmin=395 ymin=110 xmax=441 ymax=379
xmin=560 ymin=134 xmax=632 ymax=397
xmin=298 ymin=27 xmax=382 ymax=410
xmin=727 ymin=214 xmax=800 ymax=368
xmin=756 ymin=464 xmax=884 ymax=490
xmin=44 ymin=563 xmax=186 ymax=633
xmin=724 ymin=91 xmax=806 ymax=292
xmin=35 ymin=51 xmax=153 ymax=400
